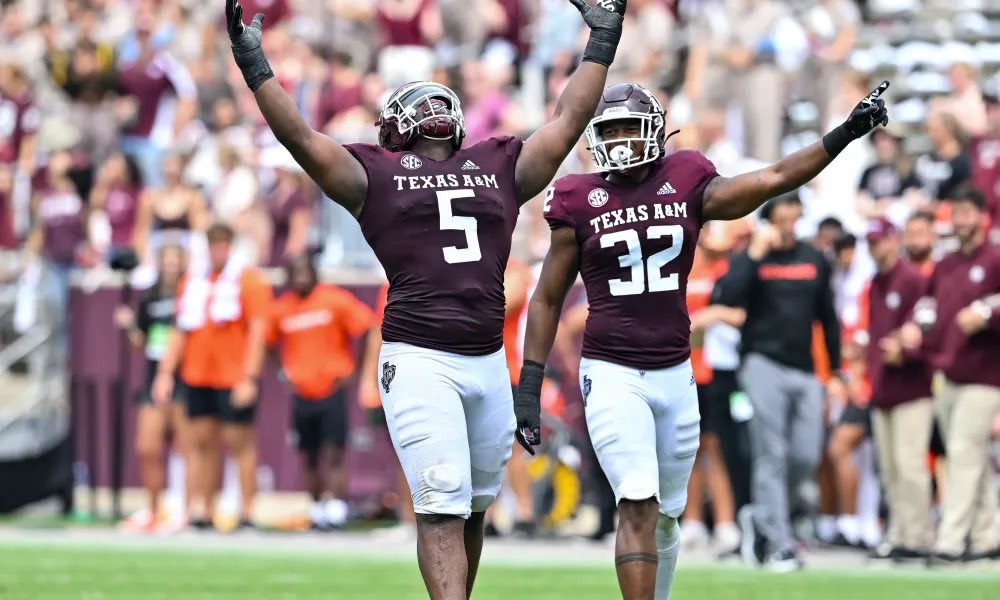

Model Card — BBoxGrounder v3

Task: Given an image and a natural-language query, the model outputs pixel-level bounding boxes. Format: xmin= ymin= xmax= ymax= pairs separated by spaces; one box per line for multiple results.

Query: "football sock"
xmin=654 ymin=515 xmax=680 ymax=600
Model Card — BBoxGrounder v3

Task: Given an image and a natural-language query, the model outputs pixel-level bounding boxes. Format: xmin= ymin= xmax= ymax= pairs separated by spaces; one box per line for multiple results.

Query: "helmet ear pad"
xmin=377 ymin=115 xmax=411 ymax=152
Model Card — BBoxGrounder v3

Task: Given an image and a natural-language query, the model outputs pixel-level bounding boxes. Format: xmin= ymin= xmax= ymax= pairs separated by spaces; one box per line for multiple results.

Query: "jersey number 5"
xmin=601 ymin=226 xmax=683 ymax=296
xmin=438 ymin=189 xmax=482 ymax=264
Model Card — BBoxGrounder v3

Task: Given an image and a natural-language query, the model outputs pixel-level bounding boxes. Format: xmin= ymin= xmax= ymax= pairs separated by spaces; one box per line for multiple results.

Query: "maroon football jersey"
xmin=116 ymin=53 xmax=195 ymax=138
xmin=347 ymin=136 xmax=523 ymax=355
xmin=0 ymin=91 xmax=40 ymax=165
xmin=545 ymin=151 xmax=719 ymax=369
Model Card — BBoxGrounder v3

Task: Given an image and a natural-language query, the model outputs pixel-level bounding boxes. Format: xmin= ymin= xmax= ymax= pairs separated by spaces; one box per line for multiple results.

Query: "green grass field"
xmin=1 ymin=540 xmax=998 ymax=600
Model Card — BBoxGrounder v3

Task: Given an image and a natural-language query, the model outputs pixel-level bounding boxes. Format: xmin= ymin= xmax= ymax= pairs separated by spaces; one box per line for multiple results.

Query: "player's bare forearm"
xmin=703 ymin=80 xmax=890 ymax=222
xmin=360 ymin=326 xmax=383 ymax=385
xmin=156 ymin=329 xmax=186 ymax=376
xmin=515 ymin=61 xmax=608 ymax=202
xmin=254 ymin=81 xmax=366 ymax=214
xmin=523 ymin=227 xmax=580 ymax=364
xmin=243 ymin=318 xmax=267 ymax=381
xmin=514 ymin=0 xmax=625 ymax=201
xmin=702 ymin=142 xmax=832 ymax=221
xmin=227 ymin=1 xmax=366 ymax=214
xmin=254 ymin=80 xmax=313 ymax=157
xmin=524 ymin=298 xmax=564 ymax=366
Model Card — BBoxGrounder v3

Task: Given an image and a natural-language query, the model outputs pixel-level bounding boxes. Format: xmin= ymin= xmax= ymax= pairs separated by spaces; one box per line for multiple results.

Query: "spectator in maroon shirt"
xmin=460 ymin=60 xmax=513 ymax=145
xmin=115 ymin=17 xmax=197 ymax=188
xmin=901 ymin=187 xmax=1000 ymax=562
xmin=863 ymin=217 xmax=934 ymax=561
xmin=90 ymin=152 xmax=143 ymax=260
xmin=902 ymin=212 xmax=937 ymax=277
xmin=313 ymin=52 xmax=363 ymax=134
xmin=375 ymin=0 xmax=442 ymax=88
xmin=261 ymin=150 xmax=313 ymax=267
xmin=26 ymin=150 xmax=91 ymax=328
xmin=0 ymin=63 xmax=40 ymax=172
xmin=0 ymin=164 xmax=18 ymax=250
xmin=969 ymin=91 xmax=1000 ymax=244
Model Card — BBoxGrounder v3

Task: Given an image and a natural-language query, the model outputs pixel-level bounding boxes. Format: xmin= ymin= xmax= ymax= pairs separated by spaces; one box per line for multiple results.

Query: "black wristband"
xmin=581 ymin=29 xmax=621 ymax=68
xmin=822 ymin=125 xmax=853 ymax=159
xmin=232 ymin=45 xmax=274 ymax=92
xmin=517 ymin=360 xmax=545 ymax=397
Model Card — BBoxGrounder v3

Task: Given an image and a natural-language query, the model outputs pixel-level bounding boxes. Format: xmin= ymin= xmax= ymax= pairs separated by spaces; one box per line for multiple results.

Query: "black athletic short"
xmin=696 ymin=383 xmax=719 ymax=435
xmin=839 ymin=402 xmax=871 ymax=436
xmin=136 ymin=362 xmax=184 ymax=406
xmin=185 ymin=385 xmax=257 ymax=424
xmin=292 ymin=389 xmax=348 ymax=452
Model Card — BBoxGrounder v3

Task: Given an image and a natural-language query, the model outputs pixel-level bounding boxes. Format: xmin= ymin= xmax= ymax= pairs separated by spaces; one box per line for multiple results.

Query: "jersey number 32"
xmin=601 ymin=226 xmax=683 ymax=296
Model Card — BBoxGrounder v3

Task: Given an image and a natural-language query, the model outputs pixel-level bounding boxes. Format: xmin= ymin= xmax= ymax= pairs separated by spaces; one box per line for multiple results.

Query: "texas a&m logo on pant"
xmin=381 ymin=362 xmax=396 ymax=393
xmin=583 ymin=375 xmax=592 ymax=405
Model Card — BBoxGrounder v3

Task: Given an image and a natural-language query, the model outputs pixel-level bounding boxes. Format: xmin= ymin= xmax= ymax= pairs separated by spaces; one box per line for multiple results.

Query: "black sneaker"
xmin=235 ymin=518 xmax=256 ymax=531
xmin=512 ymin=520 xmax=537 ymax=539
xmin=966 ymin=547 xmax=1000 ymax=562
xmin=190 ymin=517 xmax=214 ymax=531
xmin=928 ymin=551 xmax=964 ymax=566
xmin=764 ymin=549 xmax=804 ymax=573
xmin=892 ymin=547 xmax=928 ymax=563
xmin=738 ymin=505 xmax=767 ymax=566
xmin=484 ymin=522 xmax=501 ymax=538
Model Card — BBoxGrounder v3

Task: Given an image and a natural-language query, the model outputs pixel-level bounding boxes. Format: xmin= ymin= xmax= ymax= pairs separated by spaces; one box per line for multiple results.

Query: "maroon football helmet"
xmin=586 ymin=83 xmax=672 ymax=172
xmin=375 ymin=81 xmax=466 ymax=152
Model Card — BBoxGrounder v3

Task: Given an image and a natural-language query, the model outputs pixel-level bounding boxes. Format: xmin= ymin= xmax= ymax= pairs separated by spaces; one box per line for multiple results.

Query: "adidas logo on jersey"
xmin=462 ymin=160 xmax=480 ymax=170
xmin=657 ymin=182 xmax=676 ymax=196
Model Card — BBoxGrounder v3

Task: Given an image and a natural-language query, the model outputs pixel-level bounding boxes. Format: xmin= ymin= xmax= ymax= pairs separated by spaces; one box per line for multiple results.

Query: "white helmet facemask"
xmin=585 ymin=109 xmax=664 ymax=172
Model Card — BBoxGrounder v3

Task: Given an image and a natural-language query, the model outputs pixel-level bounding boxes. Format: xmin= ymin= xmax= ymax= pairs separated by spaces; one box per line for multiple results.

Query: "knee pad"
xmin=657 ymin=515 xmax=679 ymax=549
xmin=411 ymin=463 xmax=469 ymax=517
xmin=469 ymin=466 xmax=503 ymax=513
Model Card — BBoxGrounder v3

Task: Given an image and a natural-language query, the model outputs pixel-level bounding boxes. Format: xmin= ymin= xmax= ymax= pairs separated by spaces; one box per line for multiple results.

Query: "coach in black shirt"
xmin=720 ymin=193 xmax=841 ymax=571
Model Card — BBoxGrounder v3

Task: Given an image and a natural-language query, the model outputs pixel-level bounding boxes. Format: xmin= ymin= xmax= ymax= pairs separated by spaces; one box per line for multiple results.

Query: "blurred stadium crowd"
xmin=2 ymin=0 xmax=1000 ymax=564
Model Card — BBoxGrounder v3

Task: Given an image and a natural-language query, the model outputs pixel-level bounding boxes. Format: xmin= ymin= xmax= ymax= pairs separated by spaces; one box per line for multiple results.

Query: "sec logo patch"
xmin=588 ymin=188 xmax=609 ymax=207
xmin=401 ymin=154 xmax=422 ymax=170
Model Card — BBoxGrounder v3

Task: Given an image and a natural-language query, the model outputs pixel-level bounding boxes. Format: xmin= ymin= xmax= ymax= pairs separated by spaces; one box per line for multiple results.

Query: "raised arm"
xmin=514 ymin=0 xmax=626 ymax=203
xmin=515 ymin=226 xmax=580 ymax=454
xmin=226 ymin=0 xmax=367 ymax=216
xmin=701 ymin=81 xmax=890 ymax=222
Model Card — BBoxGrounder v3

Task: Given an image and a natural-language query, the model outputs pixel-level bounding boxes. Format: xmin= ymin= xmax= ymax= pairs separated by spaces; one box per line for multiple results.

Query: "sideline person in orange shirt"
xmin=683 ymin=227 xmax=740 ymax=554
xmin=267 ymin=255 xmax=373 ymax=530
xmin=485 ymin=259 xmax=535 ymax=537
xmin=153 ymin=223 xmax=272 ymax=529
xmin=358 ymin=282 xmax=417 ymax=540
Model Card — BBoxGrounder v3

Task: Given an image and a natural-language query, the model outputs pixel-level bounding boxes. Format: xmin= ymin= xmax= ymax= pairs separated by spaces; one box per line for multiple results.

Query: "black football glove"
xmin=514 ymin=360 xmax=545 ymax=455
xmin=570 ymin=0 xmax=627 ymax=68
xmin=225 ymin=0 xmax=274 ymax=91
xmin=823 ymin=80 xmax=890 ymax=158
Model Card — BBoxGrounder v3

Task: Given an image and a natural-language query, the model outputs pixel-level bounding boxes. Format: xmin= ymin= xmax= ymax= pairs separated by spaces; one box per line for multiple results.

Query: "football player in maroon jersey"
xmin=225 ymin=0 xmax=626 ymax=597
xmin=518 ymin=81 xmax=889 ymax=598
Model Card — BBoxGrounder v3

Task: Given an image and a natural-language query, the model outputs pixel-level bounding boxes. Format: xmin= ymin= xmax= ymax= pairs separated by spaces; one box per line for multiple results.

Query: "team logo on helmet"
xmin=401 ymin=154 xmax=423 ymax=170
xmin=588 ymin=188 xmax=609 ymax=207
